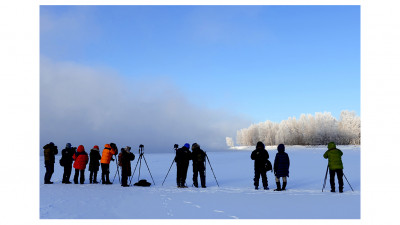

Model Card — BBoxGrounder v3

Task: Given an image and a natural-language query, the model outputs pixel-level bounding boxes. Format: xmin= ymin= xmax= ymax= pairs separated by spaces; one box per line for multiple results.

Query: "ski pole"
xmin=162 ymin=158 xmax=175 ymax=186
xmin=206 ymin=155 xmax=219 ymax=187
xmin=322 ymin=164 xmax=329 ymax=192
xmin=343 ymin=172 xmax=354 ymax=192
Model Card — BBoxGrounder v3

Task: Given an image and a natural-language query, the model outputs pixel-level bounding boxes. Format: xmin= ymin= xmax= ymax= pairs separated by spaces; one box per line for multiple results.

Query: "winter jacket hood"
xmin=77 ymin=145 xmax=85 ymax=153
xmin=277 ymin=144 xmax=285 ymax=153
xmin=328 ymin=142 xmax=336 ymax=150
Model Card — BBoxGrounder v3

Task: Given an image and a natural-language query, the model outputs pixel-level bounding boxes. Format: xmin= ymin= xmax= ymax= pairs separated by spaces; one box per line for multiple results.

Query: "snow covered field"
xmin=40 ymin=145 xmax=360 ymax=219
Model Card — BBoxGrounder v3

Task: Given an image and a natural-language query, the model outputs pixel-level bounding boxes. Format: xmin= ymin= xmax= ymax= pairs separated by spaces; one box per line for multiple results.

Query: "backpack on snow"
xmin=134 ymin=179 xmax=151 ymax=187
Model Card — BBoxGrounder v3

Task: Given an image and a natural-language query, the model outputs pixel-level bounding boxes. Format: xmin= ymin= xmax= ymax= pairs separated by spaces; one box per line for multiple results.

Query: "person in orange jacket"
xmin=73 ymin=145 xmax=89 ymax=184
xmin=101 ymin=144 xmax=116 ymax=184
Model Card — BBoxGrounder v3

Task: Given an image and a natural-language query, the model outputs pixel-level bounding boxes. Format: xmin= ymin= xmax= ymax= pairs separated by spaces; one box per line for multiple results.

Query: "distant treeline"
xmin=227 ymin=110 xmax=360 ymax=147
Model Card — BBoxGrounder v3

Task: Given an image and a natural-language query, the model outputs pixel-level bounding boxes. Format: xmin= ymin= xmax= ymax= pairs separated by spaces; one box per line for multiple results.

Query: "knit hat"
xmin=66 ymin=143 xmax=72 ymax=148
xmin=92 ymin=145 xmax=99 ymax=151
xmin=183 ymin=143 xmax=190 ymax=149
xmin=277 ymin=144 xmax=285 ymax=152
xmin=256 ymin=141 xmax=265 ymax=149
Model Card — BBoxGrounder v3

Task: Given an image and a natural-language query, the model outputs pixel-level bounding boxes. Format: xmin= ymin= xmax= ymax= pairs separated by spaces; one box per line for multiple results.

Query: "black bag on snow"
xmin=265 ymin=159 xmax=272 ymax=172
xmin=134 ymin=179 xmax=151 ymax=187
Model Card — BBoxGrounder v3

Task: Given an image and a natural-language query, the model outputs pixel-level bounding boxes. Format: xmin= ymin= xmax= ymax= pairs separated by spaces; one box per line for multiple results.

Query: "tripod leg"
xmin=138 ymin=156 xmax=142 ymax=181
xmin=162 ymin=159 xmax=175 ymax=186
xmin=322 ymin=164 xmax=329 ymax=192
xmin=142 ymin=155 xmax=156 ymax=185
xmin=343 ymin=173 xmax=354 ymax=192
xmin=129 ymin=155 xmax=141 ymax=186
xmin=206 ymin=155 xmax=219 ymax=187
xmin=116 ymin=159 xmax=121 ymax=183
xmin=112 ymin=167 xmax=118 ymax=183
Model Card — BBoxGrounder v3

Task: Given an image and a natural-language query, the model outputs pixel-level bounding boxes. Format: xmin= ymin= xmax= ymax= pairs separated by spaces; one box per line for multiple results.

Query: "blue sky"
xmin=40 ymin=5 xmax=360 ymax=150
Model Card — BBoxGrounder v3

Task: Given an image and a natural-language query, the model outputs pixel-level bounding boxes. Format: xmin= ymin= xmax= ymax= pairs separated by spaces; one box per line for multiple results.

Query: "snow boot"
xmin=282 ymin=182 xmax=287 ymax=191
xmin=255 ymin=186 xmax=259 ymax=190
xmin=274 ymin=182 xmax=282 ymax=191
xmin=339 ymin=187 xmax=343 ymax=193
xmin=105 ymin=174 xmax=112 ymax=184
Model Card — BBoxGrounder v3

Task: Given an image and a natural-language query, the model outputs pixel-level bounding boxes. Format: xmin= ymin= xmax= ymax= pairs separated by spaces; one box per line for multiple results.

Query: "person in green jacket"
xmin=323 ymin=142 xmax=344 ymax=193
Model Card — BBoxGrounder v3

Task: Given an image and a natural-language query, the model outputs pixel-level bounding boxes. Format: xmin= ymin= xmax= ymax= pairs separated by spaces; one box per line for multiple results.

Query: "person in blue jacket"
xmin=273 ymin=144 xmax=290 ymax=191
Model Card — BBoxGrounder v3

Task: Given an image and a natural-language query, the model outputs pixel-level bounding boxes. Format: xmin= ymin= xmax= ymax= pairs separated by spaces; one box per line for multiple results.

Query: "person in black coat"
xmin=43 ymin=142 xmax=58 ymax=184
xmin=273 ymin=144 xmax=290 ymax=191
xmin=89 ymin=145 xmax=101 ymax=183
xmin=118 ymin=146 xmax=135 ymax=187
xmin=251 ymin=141 xmax=269 ymax=190
xmin=61 ymin=143 xmax=76 ymax=184
xmin=191 ymin=143 xmax=207 ymax=188
xmin=175 ymin=143 xmax=192 ymax=188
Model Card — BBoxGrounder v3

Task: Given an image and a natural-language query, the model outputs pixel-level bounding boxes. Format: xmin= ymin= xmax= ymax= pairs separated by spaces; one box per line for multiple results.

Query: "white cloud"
xmin=40 ymin=58 xmax=251 ymax=152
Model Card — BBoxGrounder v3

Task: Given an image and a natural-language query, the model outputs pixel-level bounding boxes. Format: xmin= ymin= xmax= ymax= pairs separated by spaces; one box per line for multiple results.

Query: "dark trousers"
xmin=121 ymin=170 xmax=129 ymax=186
xmin=329 ymin=169 xmax=344 ymax=191
xmin=101 ymin=163 xmax=110 ymax=183
xmin=254 ymin=166 xmax=268 ymax=188
xmin=176 ymin=162 xmax=189 ymax=186
xmin=62 ymin=165 xmax=72 ymax=183
xmin=193 ymin=164 xmax=206 ymax=187
xmin=44 ymin=161 xmax=54 ymax=183
xmin=89 ymin=171 xmax=98 ymax=183
xmin=74 ymin=169 xmax=85 ymax=184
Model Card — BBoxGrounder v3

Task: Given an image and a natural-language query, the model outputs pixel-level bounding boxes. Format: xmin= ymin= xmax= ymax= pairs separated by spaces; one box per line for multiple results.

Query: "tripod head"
xmin=139 ymin=144 xmax=144 ymax=155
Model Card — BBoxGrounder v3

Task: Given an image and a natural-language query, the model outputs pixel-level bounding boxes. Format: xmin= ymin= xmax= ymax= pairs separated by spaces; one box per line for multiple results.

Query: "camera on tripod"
xmin=139 ymin=144 xmax=144 ymax=155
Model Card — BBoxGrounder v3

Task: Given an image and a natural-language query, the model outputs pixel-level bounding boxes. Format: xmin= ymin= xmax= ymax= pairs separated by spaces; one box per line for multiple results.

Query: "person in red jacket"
xmin=73 ymin=145 xmax=89 ymax=184
xmin=101 ymin=144 xmax=116 ymax=184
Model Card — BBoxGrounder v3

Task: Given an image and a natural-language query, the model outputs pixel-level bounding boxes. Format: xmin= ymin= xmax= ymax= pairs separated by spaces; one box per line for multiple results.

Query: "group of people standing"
xmin=251 ymin=142 xmax=290 ymax=191
xmin=251 ymin=141 xmax=344 ymax=193
xmin=43 ymin=142 xmax=135 ymax=186
xmin=174 ymin=143 xmax=207 ymax=188
xmin=43 ymin=140 xmax=345 ymax=193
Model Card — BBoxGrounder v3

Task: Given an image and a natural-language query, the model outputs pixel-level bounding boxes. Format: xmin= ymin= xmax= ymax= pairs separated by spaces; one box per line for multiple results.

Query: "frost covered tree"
xmin=235 ymin=110 xmax=360 ymax=146
xmin=226 ymin=137 xmax=234 ymax=147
